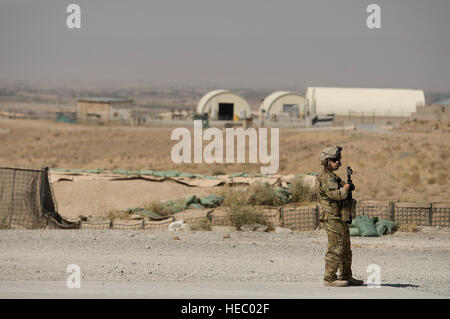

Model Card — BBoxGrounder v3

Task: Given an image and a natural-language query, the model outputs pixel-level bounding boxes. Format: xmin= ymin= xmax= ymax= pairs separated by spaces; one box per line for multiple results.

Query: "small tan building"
xmin=77 ymin=97 xmax=133 ymax=124
xmin=411 ymin=105 xmax=450 ymax=123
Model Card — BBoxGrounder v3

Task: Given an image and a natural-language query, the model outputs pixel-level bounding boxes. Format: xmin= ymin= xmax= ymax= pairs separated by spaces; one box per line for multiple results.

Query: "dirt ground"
xmin=0 ymin=118 xmax=448 ymax=203
xmin=0 ymin=227 xmax=448 ymax=298
xmin=0 ymin=118 xmax=449 ymax=299
xmin=52 ymin=179 xmax=215 ymax=220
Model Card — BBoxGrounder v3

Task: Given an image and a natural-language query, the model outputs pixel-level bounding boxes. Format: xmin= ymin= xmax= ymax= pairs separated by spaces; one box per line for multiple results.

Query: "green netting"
xmin=229 ymin=172 xmax=250 ymax=178
xmin=178 ymin=172 xmax=198 ymax=178
xmin=151 ymin=171 xmax=166 ymax=177
xmin=50 ymin=168 xmax=318 ymax=179
xmin=139 ymin=170 xmax=155 ymax=175
xmin=112 ymin=169 xmax=139 ymax=175
xmin=201 ymin=175 xmax=219 ymax=180
xmin=162 ymin=170 xmax=181 ymax=177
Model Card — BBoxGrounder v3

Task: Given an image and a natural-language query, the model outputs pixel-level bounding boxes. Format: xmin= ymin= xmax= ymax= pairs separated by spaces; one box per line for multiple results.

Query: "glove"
xmin=348 ymin=183 xmax=355 ymax=192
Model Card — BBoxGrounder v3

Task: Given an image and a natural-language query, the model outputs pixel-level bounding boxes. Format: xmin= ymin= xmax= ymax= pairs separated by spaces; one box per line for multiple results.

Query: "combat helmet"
xmin=320 ymin=146 xmax=342 ymax=164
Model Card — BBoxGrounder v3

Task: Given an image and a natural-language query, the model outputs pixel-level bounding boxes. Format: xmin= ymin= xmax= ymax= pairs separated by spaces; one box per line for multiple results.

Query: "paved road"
xmin=0 ymin=281 xmax=443 ymax=299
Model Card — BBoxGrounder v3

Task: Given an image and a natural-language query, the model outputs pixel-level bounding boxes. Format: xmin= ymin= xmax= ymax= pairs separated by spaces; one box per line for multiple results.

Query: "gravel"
xmin=0 ymin=227 xmax=449 ymax=297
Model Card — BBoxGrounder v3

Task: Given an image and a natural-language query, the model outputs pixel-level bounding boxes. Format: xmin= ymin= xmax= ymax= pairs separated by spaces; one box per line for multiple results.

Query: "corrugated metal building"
xmin=305 ymin=87 xmax=425 ymax=117
xmin=77 ymin=97 xmax=133 ymax=124
xmin=260 ymin=91 xmax=307 ymax=119
xmin=197 ymin=90 xmax=251 ymax=121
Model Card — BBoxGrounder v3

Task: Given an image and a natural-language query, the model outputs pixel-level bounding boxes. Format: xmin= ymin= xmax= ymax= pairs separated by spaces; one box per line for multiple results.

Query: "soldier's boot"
xmin=339 ymin=262 xmax=364 ymax=286
xmin=323 ymin=280 xmax=349 ymax=287
xmin=346 ymin=278 xmax=364 ymax=286
xmin=324 ymin=261 xmax=349 ymax=287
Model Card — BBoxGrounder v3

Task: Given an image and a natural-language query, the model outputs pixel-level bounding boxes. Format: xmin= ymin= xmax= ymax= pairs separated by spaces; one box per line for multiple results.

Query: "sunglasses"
xmin=329 ymin=158 xmax=340 ymax=163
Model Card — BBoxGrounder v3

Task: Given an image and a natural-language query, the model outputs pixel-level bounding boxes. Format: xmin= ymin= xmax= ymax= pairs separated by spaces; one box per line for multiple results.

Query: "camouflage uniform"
xmin=316 ymin=168 xmax=353 ymax=282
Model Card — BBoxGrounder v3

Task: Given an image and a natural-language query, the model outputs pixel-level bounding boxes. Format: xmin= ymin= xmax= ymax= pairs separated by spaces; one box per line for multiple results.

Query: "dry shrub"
xmin=227 ymin=205 xmax=265 ymax=230
xmin=218 ymin=183 xmax=293 ymax=207
xmin=190 ymin=218 xmax=212 ymax=231
xmin=439 ymin=150 xmax=449 ymax=161
xmin=289 ymin=178 xmax=317 ymax=203
xmin=106 ymin=209 xmax=127 ymax=220
xmin=437 ymin=173 xmax=448 ymax=186
xmin=247 ymin=183 xmax=280 ymax=206
xmin=403 ymin=172 xmax=421 ymax=188
xmin=217 ymin=185 xmax=266 ymax=229
xmin=94 ymin=201 xmax=123 ymax=220
xmin=142 ymin=200 xmax=172 ymax=217
xmin=216 ymin=185 xmax=250 ymax=207
xmin=397 ymin=223 xmax=419 ymax=232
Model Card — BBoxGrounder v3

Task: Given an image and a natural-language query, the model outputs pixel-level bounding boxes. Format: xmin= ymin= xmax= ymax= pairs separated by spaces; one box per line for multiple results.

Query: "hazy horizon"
xmin=1 ymin=0 xmax=450 ymax=91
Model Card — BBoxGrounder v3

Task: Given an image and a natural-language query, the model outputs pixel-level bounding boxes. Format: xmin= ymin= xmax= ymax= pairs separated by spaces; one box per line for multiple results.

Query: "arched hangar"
xmin=260 ymin=91 xmax=307 ymax=119
xmin=197 ymin=89 xmax=251 ymax=121
xmin=306 ymin=87 xmax=425 ymax=117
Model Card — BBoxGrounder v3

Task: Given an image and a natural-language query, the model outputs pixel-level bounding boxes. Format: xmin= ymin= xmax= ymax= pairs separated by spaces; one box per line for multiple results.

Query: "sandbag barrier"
xmin=209 ymin=207 xmax=282 ymax=229
xmin=80 ymin=217 xmax=175 ymax=230
xmin=48 ymin=168 xmax=318 ymax=188
xmin=394 ymin=202 xmax=431 ymax=226
xmin=432 ymin=202 xmax=450 ymax=227
xmin=355 ymin=201 xmax=392 ymax=221
xmin=279 ymin=200 xmax=450 ymax=231
xmin=356 ymin=201 xmax=450 ymax=227
xmin=76 ymin=200 xmax=449 ymax=231
xmin=280 ymin=204 xmax=318 ymax=231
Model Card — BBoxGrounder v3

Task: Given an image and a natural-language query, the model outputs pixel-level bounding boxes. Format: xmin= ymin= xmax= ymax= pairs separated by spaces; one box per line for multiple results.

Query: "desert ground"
xmin=1 ymin=118 xmax=449 ymax=299
xmin=0 ymin=227 xmax=448 ymax=298
xmin=0 ymin=118 xmax=448 ymax=211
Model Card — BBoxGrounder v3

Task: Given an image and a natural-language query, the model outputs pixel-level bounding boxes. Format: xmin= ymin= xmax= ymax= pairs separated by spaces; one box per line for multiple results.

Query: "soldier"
xmin=316 ymin=146 xmax=364 ymax=287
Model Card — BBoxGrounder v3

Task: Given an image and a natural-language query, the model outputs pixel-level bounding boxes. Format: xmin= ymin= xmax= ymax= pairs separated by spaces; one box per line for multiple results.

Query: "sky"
xmin=0 ymin=0 xmax=449 ymax=90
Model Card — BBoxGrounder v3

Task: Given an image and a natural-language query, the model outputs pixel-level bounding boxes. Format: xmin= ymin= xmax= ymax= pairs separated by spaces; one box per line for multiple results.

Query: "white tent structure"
xmin=260 ymin=91 xmax=307 ymax=119
xmin=305 ymin=87 xmax=425 ymax=117
xmin=197 ymin=89 xmax=251 ymax=121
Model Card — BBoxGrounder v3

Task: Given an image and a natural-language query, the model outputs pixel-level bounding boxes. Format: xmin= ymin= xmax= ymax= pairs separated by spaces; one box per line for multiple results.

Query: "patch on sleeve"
xmin=328 ymin=178 xmax=339 ymax=190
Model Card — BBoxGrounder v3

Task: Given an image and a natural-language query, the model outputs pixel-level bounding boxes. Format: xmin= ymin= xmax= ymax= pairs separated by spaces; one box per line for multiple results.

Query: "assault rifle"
xmin=343 ymin=166 xmax=355 ymax=224
xmin=347 ymin=166 xmax=354 ymax=195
